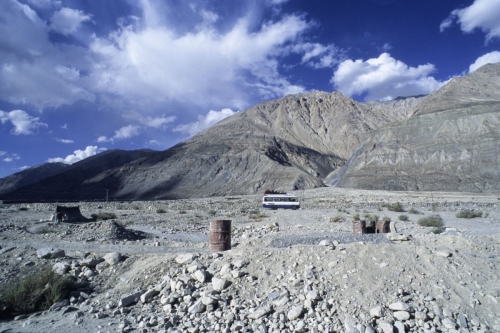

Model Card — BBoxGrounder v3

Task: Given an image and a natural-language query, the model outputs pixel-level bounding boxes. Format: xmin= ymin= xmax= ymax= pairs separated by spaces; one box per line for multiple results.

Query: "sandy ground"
xmin=0 ymin=187 xmax=499 ymax=333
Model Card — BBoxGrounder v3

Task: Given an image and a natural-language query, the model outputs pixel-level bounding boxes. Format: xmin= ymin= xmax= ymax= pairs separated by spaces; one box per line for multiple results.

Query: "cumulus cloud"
xmin=331 ymin=53 xmax=446 ymax=101
xmin=469 ymin=51 xmax=500 ymax=72
xmin=98 ymin=125 xmax=141 ymax=143
xmin=0 ymin=109 xmax=47 ymax=135
xmin=49 ymin=7 xmax=92 ymax=35
xmin=88 ymin=12 xmax=310 ymax=110
xmin=2 ymin=154 xmax=20 ymax=162
xmin=55 ymin=138 xmax=74 ymax=143
xmin=0 ymin=0 xmax=95 ymax=109
xmin=173 ymin=108 xmax=236 ymax=137
xmin=47 ymin=146 xmax=106 ymax=164
xmin=18 ymin=165 xmax=29 ymax=171
xmin=440 ymin=0 xmax=500 ymax=41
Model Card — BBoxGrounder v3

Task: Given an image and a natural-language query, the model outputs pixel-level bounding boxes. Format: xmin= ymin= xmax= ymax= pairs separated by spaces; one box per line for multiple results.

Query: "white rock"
xmin=140 ymin=289 xmax=159 ymax=303
xmin=119 ymin=291 xmax=144 ymax=307
xmin=247 ymin=306 xmax=272 ymax=319
xmin=212 ymin=277 xmax=229 ymax=291
xmin=389 ymin=302 xmax=413 ymax=312
xmin=393 ymin=311 xmax=411 ymax=321
xmin=37 ymin=247 xmax=65 ymax=259
xmin=103 ymin=252 xmax=122 ymax=265
xmin=175 ymin=253 xmax=195 ymax=264
xmin=370 ymin=306 xmax=384 ymax=318
xmin=378 ymin=321 xmax=394 ymax=333
xmin=193 ymin=270 xmax=207 ymax=283
xmin=53 ymin=262 xmax=70 ymax=275
xmin=442 ymin=318 xmax=457 ymax=329
xmin=287 ymin=305 xmax=304 ymax=320
xmin=387 ymin=234 xmax=409 ymax=241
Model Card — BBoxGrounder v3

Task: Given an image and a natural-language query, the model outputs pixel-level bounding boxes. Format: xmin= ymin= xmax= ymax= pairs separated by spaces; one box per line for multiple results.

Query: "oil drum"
xmin=209 ymin=220 xmax=231 ymax=252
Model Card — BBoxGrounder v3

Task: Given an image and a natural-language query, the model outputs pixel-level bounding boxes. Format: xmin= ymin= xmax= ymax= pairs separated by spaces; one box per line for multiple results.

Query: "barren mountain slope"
xmin=0 ymin=162 xmax=67 ymax=196
xmin=1 ymin=91 xmax=413 ymax=201
xmin=0 ymin=149 xmax=157 ymax=201
xmin=335 ymin=63 xmax=500 ymax=192
xmin=104 ymin=91 xmax=408 ymax=199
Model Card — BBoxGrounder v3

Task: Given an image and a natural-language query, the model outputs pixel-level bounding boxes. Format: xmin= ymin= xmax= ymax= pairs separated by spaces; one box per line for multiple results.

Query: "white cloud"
xmin=441 ymin=0 xmax=500 ymax=41
xmin=18 ymin=165 xmax=29 ymax=171
xmin=2 ymin=154 xmax=20 ymax=163
xmin=293 ymin=42 xmax=343 ymax=69
xmin=98 ymin=125 xmax=141 ymax=143
xmin=47 ymin=146 xmax=106 ymax=164
xmin=49 ymin=7 xmax=92 ymax=35
xmin=469 ymin=51 xmax=500 ymax=72
xmin=0 ymin=151 xmax=5 ymax=156
xmin=0 ymin=0 xmax=95 ymax=109
xmin=88 ymin=12 xmax=310 ymax=110
xmin=55 ymin=138 xmax=74 ymax=143
xmin=0 ymin=109 xmax=47 ymax=135
xmin=26 ymin=0 xmax=60 ymax=9
xmin=136 ymin=115 xmax=176 ymax=128
xmin=331 ymin=53 xmax=446 ymax=101
xmin=173 ymin=108 xmax=235 ymax=137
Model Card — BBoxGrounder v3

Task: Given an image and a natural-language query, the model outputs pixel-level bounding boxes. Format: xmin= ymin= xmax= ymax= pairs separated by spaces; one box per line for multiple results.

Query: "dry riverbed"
xmin=0 ymin=187 xmax=499 ymax=333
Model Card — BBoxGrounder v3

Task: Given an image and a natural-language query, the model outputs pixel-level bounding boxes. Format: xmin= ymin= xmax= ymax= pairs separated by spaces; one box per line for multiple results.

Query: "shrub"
xmin=417 ymin=215 xmax=443 ymax=228
xmin=91 ymin=212 xmax=117 ymax=221
xmin=364 ymin=214 xmax=379 ymax=222
xmin=352 ymin=213 xmax=360 ymax=221
xmin=179 ymin=210 xmax=187 ymax=214
xmin=18 ymin=207 xmax=28 ymax=211
xmin=408 ymin=208 xmax=421 ymax=215
xmin=208 ymin=210 xmax=217 ymax=216
xmin=398 ymin=215 xmax=409 ymax=221
xmin=0 ymin=267 xmax=73 ymax=317
xmin=249 ymin=213 xmax=268 ymax=221
xmin=382 ymin=217 xmax=391 ymax=222
xmin=156 ymin=208 xmax=166 ymax=214
xmin=33 ymin=226 xmax=57 ymax=234
xmin=456 ymin=210 xmax=482 ymax=219
xmin=430 ymin=226 xmax=445 ymax=234
xmin=386 ymin=202 xmax=405 ymax=212
xmin=330 ymin=215 xmax=343 ymax=223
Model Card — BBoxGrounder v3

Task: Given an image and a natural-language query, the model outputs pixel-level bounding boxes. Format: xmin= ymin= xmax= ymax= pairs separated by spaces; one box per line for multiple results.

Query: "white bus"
xmin=262 ymin=193 xmax=300 ymax=210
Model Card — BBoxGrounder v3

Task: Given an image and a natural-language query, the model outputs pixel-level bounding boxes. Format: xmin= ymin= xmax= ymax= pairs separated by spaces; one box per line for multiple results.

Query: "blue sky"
xmin=1 ymin=0 xmax=500 ymax=178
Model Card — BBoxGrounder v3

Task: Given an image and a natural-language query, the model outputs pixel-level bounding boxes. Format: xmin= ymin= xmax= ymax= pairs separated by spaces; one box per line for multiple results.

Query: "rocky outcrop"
xmin=335 ymin=63 xmax=500 ymax=192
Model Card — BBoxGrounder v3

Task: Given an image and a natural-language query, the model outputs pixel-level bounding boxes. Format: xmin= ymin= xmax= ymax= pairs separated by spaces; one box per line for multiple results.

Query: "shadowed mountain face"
xmin=0 ymin=149 xmax=157 ymax=201
xmin=335 ymin=63 xmax=500 ymax=192
xmin=0 ymin=163 xmax=68 ymax=197
xmin=1 ymin=91 xmax=411 ymax=201
xmin=99 ymin=91 xmax=409 ymax=199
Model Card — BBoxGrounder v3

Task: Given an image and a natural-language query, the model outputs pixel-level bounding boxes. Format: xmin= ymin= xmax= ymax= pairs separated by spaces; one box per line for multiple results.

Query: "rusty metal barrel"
xmin=352 ymin=220 xmax=366 ymax=234
xmin=209 ymin=220 xmax=231 ymax=252
xmin=376 ymin=220 xmax=390 ymax=233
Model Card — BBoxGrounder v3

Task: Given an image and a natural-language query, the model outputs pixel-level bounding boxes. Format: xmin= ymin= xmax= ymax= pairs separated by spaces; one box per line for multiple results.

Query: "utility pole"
xmin=106 ymin=189 xmax=109 ymax=203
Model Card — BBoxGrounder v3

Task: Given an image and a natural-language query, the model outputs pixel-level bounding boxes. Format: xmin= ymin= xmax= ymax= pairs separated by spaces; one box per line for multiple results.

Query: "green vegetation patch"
xmin=456 ymin=210 xmax=482 ymax=219
xmin=0 ymin=267 xmax=73 ymax=317
xmin=417 ymin=215 xmax=444 ymax=228
xmin=91 ymin=212 xmax=117 ymax=221
xmin=385 ymin=202 xmax=405 ymax=212
xmin=398 ymin=215 xmax=409 ymax=221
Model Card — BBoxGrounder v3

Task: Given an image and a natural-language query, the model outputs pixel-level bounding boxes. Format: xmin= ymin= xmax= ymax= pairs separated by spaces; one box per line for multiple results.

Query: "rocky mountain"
xmin=0 ymin=149 xmax=157 ymax=201
xmin=1 ymin=91 xmax=407 ymax=201
xmin=334 ymin=63 xmax=500 ymax=192
xmin=0 ymin=162 xmax=68 ymax=197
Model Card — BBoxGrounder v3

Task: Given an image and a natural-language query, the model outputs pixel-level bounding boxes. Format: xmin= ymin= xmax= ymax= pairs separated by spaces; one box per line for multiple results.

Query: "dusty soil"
xmin=0 ymin=187 xmax=499 ymax=333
